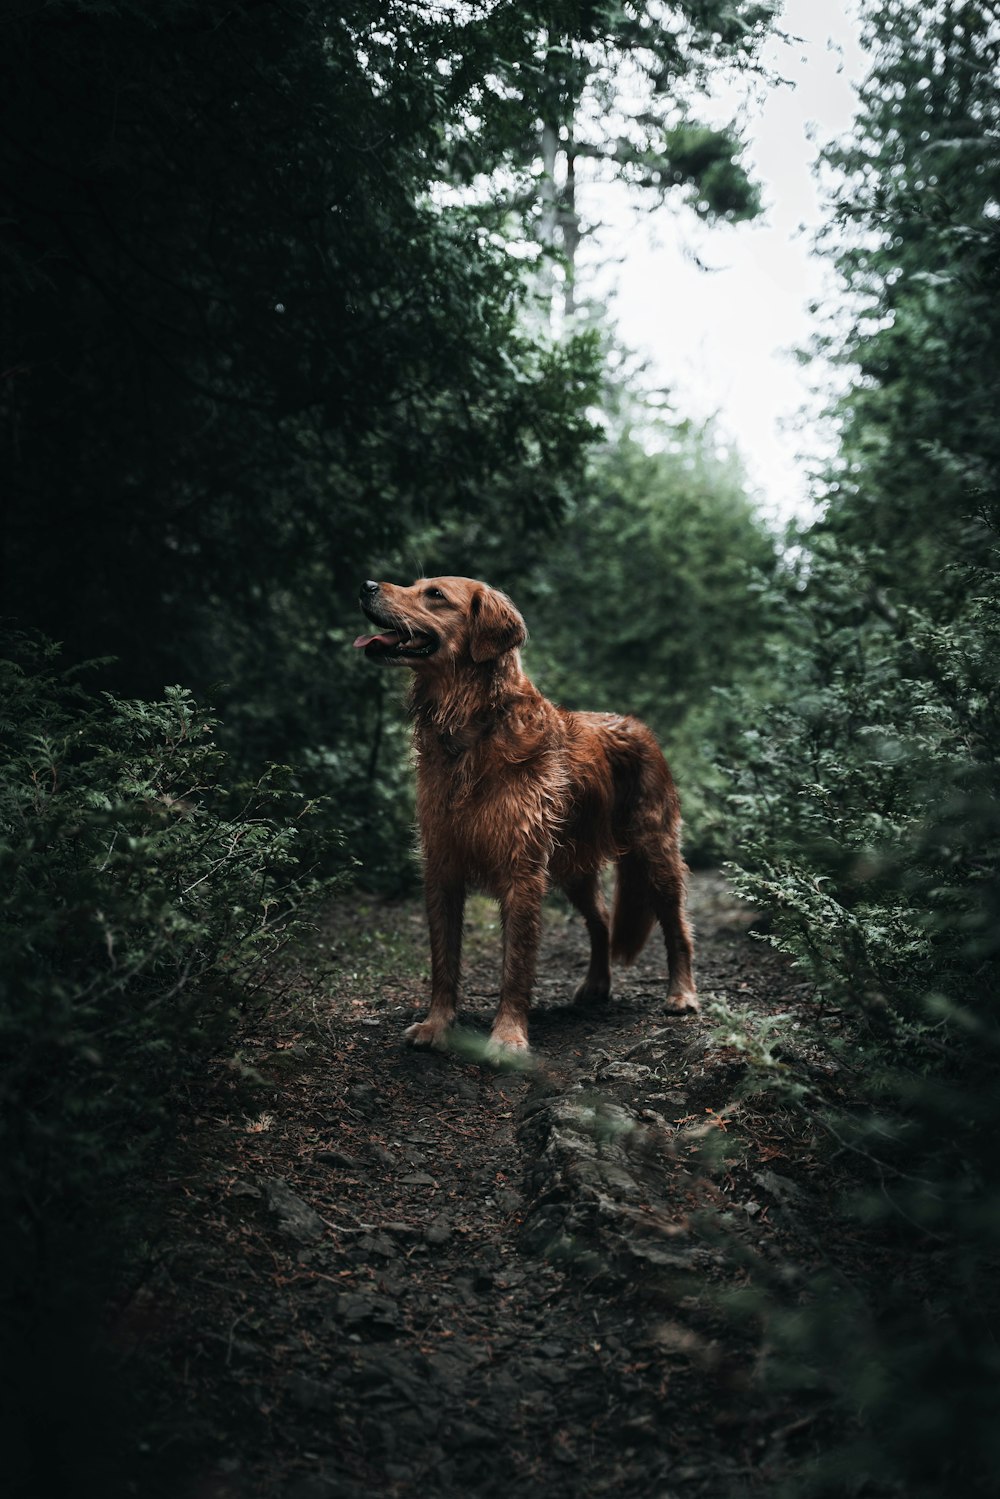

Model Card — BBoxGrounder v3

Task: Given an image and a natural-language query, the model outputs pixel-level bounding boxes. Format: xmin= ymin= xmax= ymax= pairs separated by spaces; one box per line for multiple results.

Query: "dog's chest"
xmin=416 ymin=742 xmax=565 ymax=867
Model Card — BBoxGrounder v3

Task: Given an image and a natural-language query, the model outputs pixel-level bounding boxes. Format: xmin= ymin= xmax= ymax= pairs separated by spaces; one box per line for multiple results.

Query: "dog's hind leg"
xmin=612 ymin=844 xmax=697 ymax=1012
xmin=645 ymin=845 xmax=698 ymax=1013
xmin=406 ymin=878 xmax=465 ymax=1048
xmin=562 ymin=869 xmax=612 ymax=1004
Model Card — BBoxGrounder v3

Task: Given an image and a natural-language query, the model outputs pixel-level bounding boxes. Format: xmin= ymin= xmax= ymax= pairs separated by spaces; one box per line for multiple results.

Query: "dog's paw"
xmin=404 ymin=1018 xmax=451 ymax=1049
xmin=664 ymin=989 xmax=699 ymax=1015
xmin=484 ymin=1021 xmax=532 ymax=1067
xmin=573 ymin=977 xmax=612 ymax=1006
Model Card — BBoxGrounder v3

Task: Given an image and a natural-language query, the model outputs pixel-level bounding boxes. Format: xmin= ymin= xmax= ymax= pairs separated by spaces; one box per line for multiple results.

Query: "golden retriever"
xmin=354 ymin=576 xmax=697 ymax=1053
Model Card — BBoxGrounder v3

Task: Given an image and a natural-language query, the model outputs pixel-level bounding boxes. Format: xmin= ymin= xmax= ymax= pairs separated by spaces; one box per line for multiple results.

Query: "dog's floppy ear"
xmin=468 ymin=586 xmax=527 ymax=663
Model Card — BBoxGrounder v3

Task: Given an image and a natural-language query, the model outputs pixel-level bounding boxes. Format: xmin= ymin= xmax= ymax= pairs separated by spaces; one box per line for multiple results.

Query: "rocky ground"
xmin=126 ymin=872 xmax=879 ymax=1499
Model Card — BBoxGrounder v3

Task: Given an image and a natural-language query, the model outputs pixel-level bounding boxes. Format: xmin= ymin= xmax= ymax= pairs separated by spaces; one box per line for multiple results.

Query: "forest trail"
xmin=145 ymin=874 xmax=849 ymax=1499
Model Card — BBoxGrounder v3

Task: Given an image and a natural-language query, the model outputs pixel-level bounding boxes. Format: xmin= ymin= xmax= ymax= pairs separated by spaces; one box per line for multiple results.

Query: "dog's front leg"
xmin=490 ymin=874 xmax=545 ymax=1053
xmin=406 ymin=877 xmax=465 ymax=1048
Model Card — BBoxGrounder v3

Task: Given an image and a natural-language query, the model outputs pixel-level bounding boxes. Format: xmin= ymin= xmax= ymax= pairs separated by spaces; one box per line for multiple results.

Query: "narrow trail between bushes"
xmin=143 ymin=873 xmax=870 ymax=1499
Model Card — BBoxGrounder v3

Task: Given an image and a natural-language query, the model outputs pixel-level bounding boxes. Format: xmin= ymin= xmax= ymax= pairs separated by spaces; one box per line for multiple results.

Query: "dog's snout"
xmin=360 ymin=580 xmax=379 ymax=600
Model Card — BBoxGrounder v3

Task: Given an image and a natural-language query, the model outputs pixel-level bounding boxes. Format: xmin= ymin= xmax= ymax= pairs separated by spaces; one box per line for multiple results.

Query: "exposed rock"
xmin=263 ymin=1177 xmax=326 ymax=1242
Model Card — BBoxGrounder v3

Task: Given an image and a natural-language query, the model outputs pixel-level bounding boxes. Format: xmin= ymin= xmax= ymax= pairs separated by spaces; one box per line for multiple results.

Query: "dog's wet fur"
xmin=355 ymin=576 xmax=697 ymax=1053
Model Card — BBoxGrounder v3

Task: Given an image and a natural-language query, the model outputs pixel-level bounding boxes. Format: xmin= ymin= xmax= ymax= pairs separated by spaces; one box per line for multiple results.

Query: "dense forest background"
xmin=1 ymin=1 xmax=998 ymax=1495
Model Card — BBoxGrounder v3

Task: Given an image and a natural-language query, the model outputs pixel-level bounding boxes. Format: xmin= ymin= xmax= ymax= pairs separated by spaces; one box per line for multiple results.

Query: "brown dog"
xmin=354 ymin=576 xmax=697 ymax=1053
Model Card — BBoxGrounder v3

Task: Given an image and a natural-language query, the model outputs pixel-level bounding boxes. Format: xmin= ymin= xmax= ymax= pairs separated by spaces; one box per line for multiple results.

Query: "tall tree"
xmin=722 ymin=5 xmax=1000 ymax=1490
xmin=815 ymin=0 xmax=1000 ymax=591
xmin=0 ymin=1 xmax=599 ymax=696
xmin=0 ymin=0 xmax=779 ymax=689
xmin=442 ymin=3 xmax=776 ymax=324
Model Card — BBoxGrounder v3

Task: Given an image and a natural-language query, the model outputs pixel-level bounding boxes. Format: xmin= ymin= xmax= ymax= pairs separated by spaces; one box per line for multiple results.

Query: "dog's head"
xmin=354 ymin=577 xmax=527 ymax=668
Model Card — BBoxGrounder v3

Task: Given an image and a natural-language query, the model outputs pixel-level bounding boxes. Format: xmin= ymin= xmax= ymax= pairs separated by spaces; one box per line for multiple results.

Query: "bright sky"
xmin=587 ymin=0 xmax=869 ymax=524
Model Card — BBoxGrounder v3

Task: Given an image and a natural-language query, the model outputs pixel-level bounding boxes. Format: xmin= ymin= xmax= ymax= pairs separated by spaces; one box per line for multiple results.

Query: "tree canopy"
xmin=1 ymin=0 xmax=597 ymax=695
xmin=814 ymin=0 xmax=1000 ymax=592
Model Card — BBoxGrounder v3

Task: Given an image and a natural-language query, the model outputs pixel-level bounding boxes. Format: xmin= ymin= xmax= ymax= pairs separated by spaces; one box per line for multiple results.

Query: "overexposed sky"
xmin=588 ymin=0 xmax=869 ymax=523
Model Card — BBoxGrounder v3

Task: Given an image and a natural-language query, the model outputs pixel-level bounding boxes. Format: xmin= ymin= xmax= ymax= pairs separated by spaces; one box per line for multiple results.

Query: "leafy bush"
xmin=725 ymin=543 xmax=995 ymax=1006
xmin=720 ymin=538 xmax=1000 ymax=1495
xmin=714 ymin=0 xmax=1000 ymax=1460
xmin=0 ymin=635 xmax=343 ymax=1493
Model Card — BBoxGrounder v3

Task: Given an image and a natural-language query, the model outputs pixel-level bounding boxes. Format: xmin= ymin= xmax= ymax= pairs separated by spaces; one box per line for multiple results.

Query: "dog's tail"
xmin=610 ymin=852 xmax=657 ymax=965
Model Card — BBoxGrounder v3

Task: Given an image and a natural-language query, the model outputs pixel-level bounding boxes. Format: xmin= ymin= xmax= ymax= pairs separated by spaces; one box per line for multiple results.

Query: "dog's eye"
xmin=424 ymin=587 xmax=447 ymax=601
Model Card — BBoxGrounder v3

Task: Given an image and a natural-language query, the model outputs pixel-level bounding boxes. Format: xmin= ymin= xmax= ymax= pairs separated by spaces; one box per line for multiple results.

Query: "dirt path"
xmin=140 ymin=873 xmax=848 ymax=1498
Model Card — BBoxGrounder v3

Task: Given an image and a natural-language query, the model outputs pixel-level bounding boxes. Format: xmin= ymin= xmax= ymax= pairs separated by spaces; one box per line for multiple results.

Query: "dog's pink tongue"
xmin=353 ymin=630 xmax=400 ymax=649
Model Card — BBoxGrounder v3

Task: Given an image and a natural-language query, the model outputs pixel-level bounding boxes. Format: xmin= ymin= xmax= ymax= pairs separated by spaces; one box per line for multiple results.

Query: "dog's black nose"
xmin=360 ymin=580 xmax=379 ymax=599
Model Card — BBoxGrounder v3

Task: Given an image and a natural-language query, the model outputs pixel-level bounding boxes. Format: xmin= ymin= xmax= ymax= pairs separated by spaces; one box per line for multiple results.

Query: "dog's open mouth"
xmin=353 ymin=614 xmax=438 ymax=660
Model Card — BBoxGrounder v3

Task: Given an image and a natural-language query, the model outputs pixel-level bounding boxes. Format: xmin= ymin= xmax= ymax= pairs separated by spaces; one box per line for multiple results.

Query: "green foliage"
xmin=522 ymin=433 xmax=775 ymax=713
xmin=659 ymin=123 xmax=763 ymax=221
xmin=520 ymin=429 xmax=780 ymax=857
xmin=814 ymin=0 xmax=1000 ymax=602
xmin=0 ymin=633 xmax=339 ymax=1300
xmin=0 ymin=0 xmax=602 ymax=780
xmin=723 ymin=544 xmax=1000 ymax=1496
xmin=0 ymin=2 xmax=784 ymax=884
xmin=718 ymin=5 xmax=1000 ymax=1491
xmin=437 ymin=1 xmax=774 ymax=195
xmin=727 ymin=534 xmax=999 ymax=1014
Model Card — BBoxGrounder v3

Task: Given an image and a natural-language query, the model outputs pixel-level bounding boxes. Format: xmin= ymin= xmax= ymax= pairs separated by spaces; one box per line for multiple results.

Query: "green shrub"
xmin=720 ymin=542 xmax=1000 ymax=1496
xmin=0 ymin=634 xmax=344 ymax=1493
xmin=724 ymin=542 xmax=999 ymax=1027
